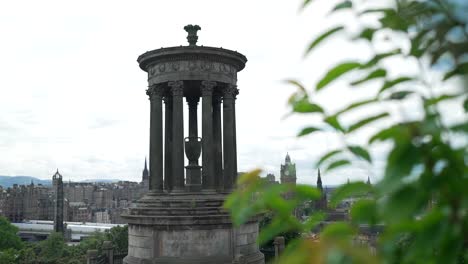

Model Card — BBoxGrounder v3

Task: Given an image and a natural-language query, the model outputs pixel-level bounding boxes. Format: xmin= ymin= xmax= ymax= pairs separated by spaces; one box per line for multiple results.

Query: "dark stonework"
xmin=201 ymin=81 xmax=216 ymax=192
xmin=122 ymin=25 xmax=264 ymax=264
xmin=164 ymin=95 xmax=173 ymax=191
xmin=147 ymin=85 xmax=164 ymax=192
xmin=169 ymin=81 xmax=185 ymax=192
xmin=223 ymin=85 xmax=238 ymax=191
xmin=53 ymin=170 xmax=64 ymax=234
xmin=213 ymin=94 xmax=223 ymax=191
xmin=185 ymin=97 xmax=202 ymax=192
xmin=184 ymin=24 xmax=201 ymax=46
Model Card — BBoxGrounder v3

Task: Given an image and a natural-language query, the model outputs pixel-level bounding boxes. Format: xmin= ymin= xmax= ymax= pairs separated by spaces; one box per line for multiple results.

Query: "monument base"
xmin=122 ymin=192 xmax=264 ymax=264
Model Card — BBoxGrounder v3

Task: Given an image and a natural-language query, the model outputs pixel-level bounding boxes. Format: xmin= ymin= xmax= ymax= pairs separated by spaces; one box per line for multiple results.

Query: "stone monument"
xmin=52 ymin=169 xmax=64 ymax=234
xmin=122 ymin=25 xmax=264 ymax=264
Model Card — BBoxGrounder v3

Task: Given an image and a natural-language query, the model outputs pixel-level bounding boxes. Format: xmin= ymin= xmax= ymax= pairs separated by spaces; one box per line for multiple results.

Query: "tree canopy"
xmin=0 ymin=216 xmax=23 ymax=251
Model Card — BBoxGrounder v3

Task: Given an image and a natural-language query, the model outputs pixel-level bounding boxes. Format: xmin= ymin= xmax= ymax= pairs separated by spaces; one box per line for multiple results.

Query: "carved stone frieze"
xmin=171 ymin=62 xmax=180 ymax=71
xmin=147 ymin=60 xmax=238 ymax=85
xmin=159 ymin=63 xmax=166 ymax=72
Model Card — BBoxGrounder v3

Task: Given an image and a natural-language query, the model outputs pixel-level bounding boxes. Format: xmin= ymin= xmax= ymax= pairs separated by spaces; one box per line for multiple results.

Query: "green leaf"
xmin=294 ymin=185 xmax=322 ymax=200
xmin=292 ymin=98 xmax=324 ymax=113
xmin=369 ymin=124 xmax=400 ymax=144
xmin=324 ymin=115 xmax=345 ymax=132
xmin=321 ymin=222 xmax=355 ymax=240
xmin=284 ymin=79 xmax=306 ymax=92
xmin=359 ymin=8 xmax=394 ymax=15
xmin=410 ymin=29 xmax=430 ymax=58
xmin=379 ymin=77 xmax=414 ymax=94
xmin=301 ymin=0 xmax=313 ymax=9
xmin=257 ymin=218 xmax=291 ymax=245
xmin=348 ymin=145 xmax=372 ymax=162
xmin=361 ymin=49 xmax=401 ymax=69
xmin=355 ymin=28 xmax=377 ymax=41
xmin=379 ymin=9 xmax=410 ymax=31
xmin=326 ymin=159 xmax=351 ymax=172
xmin=351 ymin=68 xmax=387 ymax=86
xmin=443 ymin=62 xmax=468 ymax=80
xmin=388 ymin=91 xmax=413 ymax=100
xmin=424 ymin=94 xmax=460 ymax=107
xmin=317 ymin=62 xmax=362 ymax=90
xmin=381 ymin=184 xmax=426 ymax=223
xmin=464 ymin=98 xmax=468 ymax=112
xmin=450 ymin=122 xmax=468 ymax=133
xmin=335 ymin=98 xmax=378 ymax=116
xmin=331 ymin=1 xmax=352 ymax=12
xmin=382 ymin=135 xmax=421 ymax=192
xmin=348 ymin=112 xmax=389 ymax=133
xmin=330 ymin=182 xmax=372 ymax=208
xmin=297 ymin=126 xmax=321 ymax=137
xmin=305 ymin=26 xmax=344 ymax=56
xmin=303 ymin=212 xmax=325 ymax=230
xmin=317 ymin=149 xmax=342 ymax=167
xmin=350 ymin=199 xmax=377 ymax=224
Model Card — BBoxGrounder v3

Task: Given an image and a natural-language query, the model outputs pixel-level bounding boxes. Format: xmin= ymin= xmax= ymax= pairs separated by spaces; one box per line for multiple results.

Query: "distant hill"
xmin=0 ymin=176 xmax=123 ymax=188
xmin=80 ymin=179 xmax=121 ymax=183
xmin=0 ymin=176 xmax=51 ymax=188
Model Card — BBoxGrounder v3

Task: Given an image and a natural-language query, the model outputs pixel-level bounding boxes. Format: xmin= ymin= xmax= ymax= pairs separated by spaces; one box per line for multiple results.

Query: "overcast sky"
xmin=1 ymin=0 xmax=464 ymax=185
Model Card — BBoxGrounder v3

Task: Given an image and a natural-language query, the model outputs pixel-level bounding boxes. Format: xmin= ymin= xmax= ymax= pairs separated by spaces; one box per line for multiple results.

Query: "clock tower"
xmin=280 ymin=153 xmax=297 ymax=185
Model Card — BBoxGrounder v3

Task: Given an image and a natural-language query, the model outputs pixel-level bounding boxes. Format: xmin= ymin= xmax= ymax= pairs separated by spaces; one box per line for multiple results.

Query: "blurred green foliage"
xmin=0 ymin=217 xmax=128 ymax=263
xmin=225 ymin=0 xmax=467 ymax=263
xmin=0 ymin=216 xmax=23 ymax=251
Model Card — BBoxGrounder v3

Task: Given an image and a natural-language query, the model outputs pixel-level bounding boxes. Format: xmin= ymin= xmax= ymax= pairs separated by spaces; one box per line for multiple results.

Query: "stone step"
xmin=135 ymin=201 xmax=225 ymax=208
xmin=130 ymin=207 xmax=228 ymax=216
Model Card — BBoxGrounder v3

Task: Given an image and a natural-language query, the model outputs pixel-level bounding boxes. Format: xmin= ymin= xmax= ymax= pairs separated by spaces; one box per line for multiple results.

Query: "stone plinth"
xmin=122 ymin=193 xmax=263 ymax=264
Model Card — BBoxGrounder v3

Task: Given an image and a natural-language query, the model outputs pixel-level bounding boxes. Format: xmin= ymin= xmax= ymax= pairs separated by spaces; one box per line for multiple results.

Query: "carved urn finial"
xmin=184 ymin=24 xmax=201 ymax=46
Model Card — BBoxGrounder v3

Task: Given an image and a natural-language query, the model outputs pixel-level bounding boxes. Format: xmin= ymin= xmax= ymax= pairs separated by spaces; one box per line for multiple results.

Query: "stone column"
xmin=223 ymin=84 xmax=237 ymax=191
xmin=86 ymin=250 xmax=98 ymax=264
xmin=147 ymin=85 xmax=164 ymax=192
xmin=185 ymin=97 xmax=202 ymax=191
xmin=274 ymin=236 xmax=285 ymax=260
xmin=201 ymin=81 xmax=216 ymax=191
xmin=102 ymin=241 xmax=114 ymax=264
xmin=169 ymin=81 xmax=185 ymax=192
xmin=233 ymin=88 xmax=239 ymax=184
xmin=212 ymin=94 xmax=223 ymax=190
xmin=187 ymin=97 xmax=199 ymax=138
xmin=163 ymin=94 xmax=173 ymax=191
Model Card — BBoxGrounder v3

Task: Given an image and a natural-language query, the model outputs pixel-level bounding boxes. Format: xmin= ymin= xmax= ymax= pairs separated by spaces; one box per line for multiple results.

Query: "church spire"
xmin=142 ymin=157 xmax=149 ymax=185
xmin=317 ymin=168 xmax=323 ymax=191
xmin=366 ymin=176 xmax=371 ymax=185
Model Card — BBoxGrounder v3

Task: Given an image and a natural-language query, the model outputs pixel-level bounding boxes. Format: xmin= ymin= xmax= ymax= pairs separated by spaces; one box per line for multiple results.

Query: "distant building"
xmin=68 ymin=202 xmax=91 ymax=222
xmin=265 ymin=173 xmax=278 ymax=184
xmin=280 ymin=153 xmax=296 ymax=185
xmin=94 ymin=209 xmax=111 ymax=224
